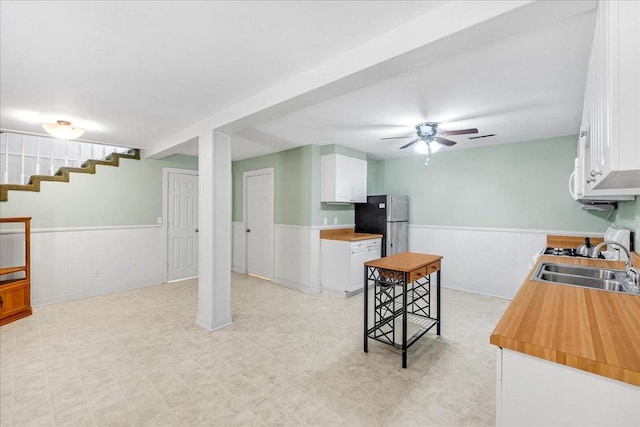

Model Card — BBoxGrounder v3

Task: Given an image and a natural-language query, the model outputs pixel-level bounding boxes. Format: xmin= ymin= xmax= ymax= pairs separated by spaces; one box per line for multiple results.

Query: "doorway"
xmin=243 ymin=168 xmax=274 ymax=279
xmin=166 ymin=169 xmax=199 ymax=281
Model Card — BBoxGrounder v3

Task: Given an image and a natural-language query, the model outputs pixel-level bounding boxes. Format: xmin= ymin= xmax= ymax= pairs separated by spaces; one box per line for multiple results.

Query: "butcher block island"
xmin=491 ymin=254 xmax=640 ymax=426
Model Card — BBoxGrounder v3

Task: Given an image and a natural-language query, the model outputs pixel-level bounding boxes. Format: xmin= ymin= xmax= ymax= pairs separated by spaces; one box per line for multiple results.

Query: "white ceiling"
xmin=0 ymin=1 xmax=596 ymax=161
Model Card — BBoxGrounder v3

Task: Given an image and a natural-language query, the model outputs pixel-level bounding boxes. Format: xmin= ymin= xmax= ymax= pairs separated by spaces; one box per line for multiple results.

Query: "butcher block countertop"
xmin=491 ymin=254 xmax=640 ymax=386
xmin=319 ymin=228 xmax=382 ymax=242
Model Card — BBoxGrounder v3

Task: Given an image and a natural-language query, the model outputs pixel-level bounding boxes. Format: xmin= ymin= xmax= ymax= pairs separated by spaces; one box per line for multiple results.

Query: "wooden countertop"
xmin=320 ymin=228 xmax=382 ymax=242
xmin=491 ymin=255 xmax=640 ymax=386
xmin=365 ymin=252 xmax=442 ymax=271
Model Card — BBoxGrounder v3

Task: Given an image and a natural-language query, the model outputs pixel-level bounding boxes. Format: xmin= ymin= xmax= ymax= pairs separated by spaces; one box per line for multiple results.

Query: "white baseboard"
xmin=272 ymin=278 xmax=320 ymax=295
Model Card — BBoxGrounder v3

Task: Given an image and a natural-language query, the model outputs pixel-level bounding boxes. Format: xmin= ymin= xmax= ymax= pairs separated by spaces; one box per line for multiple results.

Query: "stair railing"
xmin=0 ymin=131 xmax=132 ymax=185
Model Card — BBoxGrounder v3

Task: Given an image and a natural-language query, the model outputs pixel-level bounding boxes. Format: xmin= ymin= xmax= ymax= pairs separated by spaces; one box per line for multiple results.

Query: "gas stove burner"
xmin=542 ymin=247 xmax=605 ymax=258
xmin=544 ymin=247 xmax=578 ymax=257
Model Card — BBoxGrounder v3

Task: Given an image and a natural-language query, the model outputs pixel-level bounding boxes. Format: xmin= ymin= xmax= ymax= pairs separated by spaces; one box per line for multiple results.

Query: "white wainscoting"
xmin=1 ymin=225 xmax=165 ymax=306
xmin=232 ymin=222 xmax=321 ymax=294
xmin=233 ymin=222 xmax=602 ymax=300
xmin=273 ymin=225 xmax=319 ymax=294
xmin=411 ymin=225 xmax=563 ymax=299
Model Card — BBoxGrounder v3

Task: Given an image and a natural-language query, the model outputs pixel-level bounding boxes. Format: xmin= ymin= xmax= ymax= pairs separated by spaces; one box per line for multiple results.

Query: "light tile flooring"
xmin=1 ymin=274 xmax=510 ymax=426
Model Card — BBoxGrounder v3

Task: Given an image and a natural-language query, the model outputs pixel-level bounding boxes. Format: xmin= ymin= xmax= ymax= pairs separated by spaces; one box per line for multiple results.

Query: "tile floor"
xmin=0 ymin=273 xmax=510 ymax=426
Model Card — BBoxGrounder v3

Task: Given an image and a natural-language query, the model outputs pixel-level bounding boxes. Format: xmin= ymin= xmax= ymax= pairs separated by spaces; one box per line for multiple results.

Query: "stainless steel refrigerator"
xmin=355 ymin=195 xmax=409 ymax=257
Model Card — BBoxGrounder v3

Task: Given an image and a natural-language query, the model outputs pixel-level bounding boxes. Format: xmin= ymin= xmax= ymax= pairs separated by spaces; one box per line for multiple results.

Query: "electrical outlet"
xmin=323 ymin=217 xmax=327 ymax=225
xmin=157 ymin=217 xmax=163 ymax=224
xmin=95 ymin=270 xmax=101 ymax=278
xmin=334 ymin=217 xmax=338 ymax=225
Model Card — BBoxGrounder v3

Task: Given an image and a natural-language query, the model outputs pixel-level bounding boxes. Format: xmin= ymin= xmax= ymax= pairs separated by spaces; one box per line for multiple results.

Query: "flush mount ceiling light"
xmin=41 ymin=120 xmax=85 ymax=139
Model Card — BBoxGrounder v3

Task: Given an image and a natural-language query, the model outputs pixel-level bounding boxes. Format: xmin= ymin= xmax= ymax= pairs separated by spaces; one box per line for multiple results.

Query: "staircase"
xmin=0 ymin=132 xmax=140 ymax=201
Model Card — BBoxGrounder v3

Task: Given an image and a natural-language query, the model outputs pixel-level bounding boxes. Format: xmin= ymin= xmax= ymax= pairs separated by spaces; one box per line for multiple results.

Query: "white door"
xmin=167 ymin=172 xmax=198 ymax=281
xmin=244 ymin=168 xmax=274 ymax=279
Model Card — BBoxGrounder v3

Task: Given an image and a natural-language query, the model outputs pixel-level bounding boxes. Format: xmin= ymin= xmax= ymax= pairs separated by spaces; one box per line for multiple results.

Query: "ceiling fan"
xmin=381 ymin=122 xmax=478 ymax=150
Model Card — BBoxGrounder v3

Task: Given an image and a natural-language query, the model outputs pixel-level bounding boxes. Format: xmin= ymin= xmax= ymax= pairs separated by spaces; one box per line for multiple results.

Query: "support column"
xmin=197 ymin=130 xmax=233 ymax=331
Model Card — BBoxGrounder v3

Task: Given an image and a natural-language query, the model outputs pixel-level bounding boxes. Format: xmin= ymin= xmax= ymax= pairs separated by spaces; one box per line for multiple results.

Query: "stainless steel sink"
xmin=532 ymin=262 xmax=638 ymax=295
xmin=541 ymin=264 xmax=618 ymax=280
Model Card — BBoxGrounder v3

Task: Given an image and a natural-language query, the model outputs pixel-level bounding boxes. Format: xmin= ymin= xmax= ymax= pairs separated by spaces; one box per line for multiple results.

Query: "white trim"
xmin=272 ymin=278 xmax=320 ymax=295
xmin=162 ymin=167 xmax=199 ymax=284
xmin=277 ymin=224 xmax=357 ymax=230
xmin=409 ymin=224 xmax=606 ymax=237
xmin=243 ymin=167 xmax=275 ymax=279
xmin=196 ymin=317 xmax=234 ymax=332
xmin=311 ymin=224 xmax=356 ymax=230
xmin=166 ymin=276 xmax=198 ymax=283
xmin=0 ymin=224 xmax=162 ymax=235
xmin=275 ymin=224 xmax=310 ymax=230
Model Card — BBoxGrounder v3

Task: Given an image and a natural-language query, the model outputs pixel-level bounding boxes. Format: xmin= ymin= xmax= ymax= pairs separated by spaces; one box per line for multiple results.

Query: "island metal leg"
xmin=364 ymin=265 xmax=368 ymax=353
xmin=437 ymin=269 xmax=441 ymax=335
xmin=402 ymin=271 xmax=408 ymax=368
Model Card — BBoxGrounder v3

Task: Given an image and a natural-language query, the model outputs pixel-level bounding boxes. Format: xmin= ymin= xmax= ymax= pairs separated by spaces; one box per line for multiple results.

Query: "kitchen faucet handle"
xmin=626 ymin=267 xmax=640 ymax=288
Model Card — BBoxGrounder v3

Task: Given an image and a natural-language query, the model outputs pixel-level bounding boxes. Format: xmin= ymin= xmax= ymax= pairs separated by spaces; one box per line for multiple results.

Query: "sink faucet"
xmin=591 ymin=241 xmax=639 ymax=290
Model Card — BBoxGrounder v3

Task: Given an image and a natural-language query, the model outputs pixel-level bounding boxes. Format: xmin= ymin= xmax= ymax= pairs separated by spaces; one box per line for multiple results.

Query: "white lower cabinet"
xmin=496 ymin=348 xmax=640 ymax=426
xmin=320 ymin=238 xmax=381 ymax=296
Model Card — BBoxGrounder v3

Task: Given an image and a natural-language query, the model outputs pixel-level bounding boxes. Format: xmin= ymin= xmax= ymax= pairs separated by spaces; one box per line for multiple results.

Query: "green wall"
xmin=615 ymin=199 xmax=640 ymax=250
xmin=235 ymin=135 xmax=636 ymax=235
xmin=232 ymin=146 xmax=313 ymax=226
xmin=0 ymin=153 xmax=198 ymax=228
xmin=378 ymin=135 xmax=612 ymax=231
xmin=232 ymin=145 xmax=359 ymax=226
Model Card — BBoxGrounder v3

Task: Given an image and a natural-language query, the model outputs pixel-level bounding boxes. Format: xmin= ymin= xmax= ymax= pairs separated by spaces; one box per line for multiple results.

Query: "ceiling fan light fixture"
xmin=415 ymin=122 xmax=438 ymax=139
xmin=41 ymin=120 xmax=85 ymax=139
xmin=414 ymin=140 xmax=442 ymax=154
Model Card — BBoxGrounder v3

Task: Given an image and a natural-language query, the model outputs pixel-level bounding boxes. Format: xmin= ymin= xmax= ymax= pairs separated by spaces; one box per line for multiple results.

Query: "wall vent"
xmin=469 ymin=134 xmax=496 ymax=140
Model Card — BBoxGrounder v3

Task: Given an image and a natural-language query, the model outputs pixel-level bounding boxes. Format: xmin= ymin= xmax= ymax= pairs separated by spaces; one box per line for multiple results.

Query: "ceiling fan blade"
xmin=435 ymin=136 xmax=457 ymax=147
xmin=400 ymin=139 xmax=420 ymax=149
xmin=380 ymin=135 xmax=413 ymax=140
xmin=441 ymin=128 xmax=478 ymax=136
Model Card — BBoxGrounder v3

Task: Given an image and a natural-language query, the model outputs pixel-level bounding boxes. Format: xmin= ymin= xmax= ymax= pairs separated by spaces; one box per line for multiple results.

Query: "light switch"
xmin=157 ymin=217 xmax=163 ymax=224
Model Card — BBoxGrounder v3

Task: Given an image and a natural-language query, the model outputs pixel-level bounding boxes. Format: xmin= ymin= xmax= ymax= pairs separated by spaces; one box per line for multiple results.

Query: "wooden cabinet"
xmin=0 ymin=217 xmax=32 ymax=326
xmin=320 ymin=238 xmax=381 ymax=296
xmin=321 ymin=154 xmax=367 ymax=203
xmin=579 ymin=0 xmax=640 ymax=194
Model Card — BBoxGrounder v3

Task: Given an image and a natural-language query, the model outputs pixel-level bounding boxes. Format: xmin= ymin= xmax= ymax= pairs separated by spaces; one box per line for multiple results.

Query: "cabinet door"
xmin=365 ymin=240 xmax=382 ymax=262
xmin=350 ymin=158 xmax=367 ymax=203
xmin=349 ymin=244 xmax=367 ymax=291
xmin=320 ymin=239 xmax=351 ymax=294
xmin=0 ymin=280 xmax=30 ymax=324
xmin=335 ymin=154 xmax=352 ymax=202
xmin=588 ymin=0 xmax=613 ymax=189
xmin=321 ymin=154 xmax=352 ymax=203
xmin=586 ymin=0 xmax=640 ymax=192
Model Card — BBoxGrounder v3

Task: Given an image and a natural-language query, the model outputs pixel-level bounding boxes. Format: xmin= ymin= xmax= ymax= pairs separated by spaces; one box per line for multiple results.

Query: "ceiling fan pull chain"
xmin=424 ymin=142 xmax=432 ymax=167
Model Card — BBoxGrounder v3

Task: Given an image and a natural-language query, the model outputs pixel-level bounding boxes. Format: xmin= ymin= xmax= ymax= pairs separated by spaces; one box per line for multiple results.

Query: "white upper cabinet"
xmin=580 ymin=0 xmax=640 ymax=194
xmin=321 ymin=153 xmax=367 ymax=203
